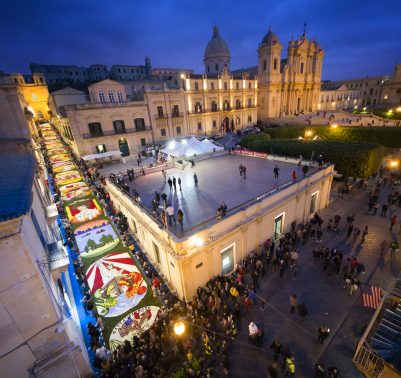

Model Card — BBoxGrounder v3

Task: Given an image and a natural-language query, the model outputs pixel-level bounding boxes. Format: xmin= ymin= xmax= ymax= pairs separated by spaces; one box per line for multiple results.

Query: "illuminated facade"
xmin=257 ymin=28 xmax=324 ymax=120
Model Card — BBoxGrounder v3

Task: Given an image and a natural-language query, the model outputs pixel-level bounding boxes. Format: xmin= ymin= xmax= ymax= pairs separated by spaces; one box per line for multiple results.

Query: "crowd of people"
xmin=38 ymin=124 xmax=401 ymax=377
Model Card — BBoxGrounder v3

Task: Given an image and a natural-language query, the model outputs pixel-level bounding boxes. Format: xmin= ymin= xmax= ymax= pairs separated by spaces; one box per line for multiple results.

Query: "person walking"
xmin=172 ymin=176 xmax=177 ymax=191
xmin=381 ymin=202 xmax=388 ymax=216
xmin=352 ymin=227 xmax=361 ymax=243
xmin=346 ymin=224 xmax=354 ymax=240
xmin=317 ymin=325 xmax=330 ymax=343
xmin=178 ymin=177 xmax=182 ymax=191
xmin=193 ymin=173 xmax=198 ymax=187
xmin=291 ymin=171 xmax=297 ymax=181
xmin=274 ymin=165 xmax=280 ymax=179
xmin=390 ymin=215 xmax=397 ymax=231
xmin=177 ymin=208 xmax=184 ymax=230
xmin=289 ymin=294 xmax=298 ymax=314
xmin=361 ymin=226 xmax=368 ymax=243
xmin=168 ymin=177 xmax=173 ymax=191
xmin=242 ymin=165 xmax=247 ymax=179
xmin=284 ymin=357 xmax=296 ymax=376
xmin=239 ymin=164 xmax=243 ymax=178
xmin=166 ymin=203 xmax=176 ymax=225
xmin=297 ymin=303 xmax=308 ymax=321
xmin=390 ymin=239 xmax=399 ymax=258
xmin=270 ymin=339 xmax=282 ymax=361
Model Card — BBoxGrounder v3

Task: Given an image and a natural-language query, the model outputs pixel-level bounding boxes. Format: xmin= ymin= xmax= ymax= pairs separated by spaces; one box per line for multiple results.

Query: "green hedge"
xmin=241 ymin=137 xmax=385 ymax=179
xmin=263 ymin=125 xmax=401 ymax=148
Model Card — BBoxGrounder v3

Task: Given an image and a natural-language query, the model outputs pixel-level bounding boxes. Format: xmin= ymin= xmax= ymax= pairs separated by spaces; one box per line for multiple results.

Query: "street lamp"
xmin=389 ymin=160 xmax=399 ymax=168
xmin=396 ymin=107 xmax=401 ymax=112
xmin=305 ymin=130 xmax=313 ymax=139
xmin=331 ymin=124 xmax=338 ymax=129
xmin=174 ymin=321 xmax=186 ymax=336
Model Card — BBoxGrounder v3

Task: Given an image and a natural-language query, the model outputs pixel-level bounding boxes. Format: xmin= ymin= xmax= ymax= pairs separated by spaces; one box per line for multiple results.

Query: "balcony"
xmin=83 ymin=126 xmax=152 ymax=139
xmin=171 ymin=112 xmax=184 ymax=118
xmin=155 ymin=113 xmax=168 ymax=119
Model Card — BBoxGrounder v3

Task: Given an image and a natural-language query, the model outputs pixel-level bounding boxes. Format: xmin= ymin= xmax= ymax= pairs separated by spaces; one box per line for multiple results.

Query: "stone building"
xmin=107 ymin=154 xmax=335 ymax=299
xmin=318 ymin=82 xmax=361 ymax=111
xmin=0 ymin=141 xmax=90 ymax=378
xmin=257 ymin=27 xmax=324 ymax=120
xmin=381 ymin=63 xmax=401 ymax=106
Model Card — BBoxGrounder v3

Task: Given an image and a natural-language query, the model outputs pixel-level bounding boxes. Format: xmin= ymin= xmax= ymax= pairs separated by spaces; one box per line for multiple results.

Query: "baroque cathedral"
xmin=204 ymin=25 xmax=324 ymax=122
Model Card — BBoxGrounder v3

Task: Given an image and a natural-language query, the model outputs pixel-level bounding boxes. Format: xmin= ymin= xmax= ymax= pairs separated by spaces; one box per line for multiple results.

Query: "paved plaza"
xmin=227 ymin=181 xmax=400 ymax=377
xmin=124 ymin=154 xmax=317 ymax=231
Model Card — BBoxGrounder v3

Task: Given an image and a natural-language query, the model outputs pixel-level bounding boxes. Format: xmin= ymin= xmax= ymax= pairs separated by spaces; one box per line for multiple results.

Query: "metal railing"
xmin=353 ymin=344 xmax=384 ymax=378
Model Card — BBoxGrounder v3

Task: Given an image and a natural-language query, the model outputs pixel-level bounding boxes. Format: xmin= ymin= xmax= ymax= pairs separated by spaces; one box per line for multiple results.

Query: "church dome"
xmin=261 ymin=27 xmax=280 ymax=46
xmin=204 ymin=26 xmax=231 ymax=59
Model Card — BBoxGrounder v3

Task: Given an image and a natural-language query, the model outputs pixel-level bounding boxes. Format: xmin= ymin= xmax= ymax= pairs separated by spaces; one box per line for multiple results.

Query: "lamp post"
xmin=304 ymin=129 xmax=313 ymax=139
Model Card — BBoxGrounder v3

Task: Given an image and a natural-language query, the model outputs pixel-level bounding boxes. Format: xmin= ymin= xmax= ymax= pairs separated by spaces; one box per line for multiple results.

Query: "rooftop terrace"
xmin=123 ymin=154 xmax=318 ymax=234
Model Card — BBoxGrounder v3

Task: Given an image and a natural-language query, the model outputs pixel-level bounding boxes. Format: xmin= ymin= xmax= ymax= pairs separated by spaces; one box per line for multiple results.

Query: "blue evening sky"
xmin=1 ymin=0 xmax=400 ymax=80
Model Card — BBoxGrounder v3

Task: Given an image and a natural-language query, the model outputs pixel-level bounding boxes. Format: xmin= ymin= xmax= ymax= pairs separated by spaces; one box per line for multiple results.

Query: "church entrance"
xmin=118 ymin=138 xmax=130 ymax=157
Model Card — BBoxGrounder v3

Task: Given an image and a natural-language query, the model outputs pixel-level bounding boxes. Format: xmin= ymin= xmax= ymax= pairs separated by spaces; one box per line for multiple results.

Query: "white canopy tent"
xmin=82 ymin=150 xmax=122 ymax=161
xmin=160 ymin=137 xmax=224 ymax=158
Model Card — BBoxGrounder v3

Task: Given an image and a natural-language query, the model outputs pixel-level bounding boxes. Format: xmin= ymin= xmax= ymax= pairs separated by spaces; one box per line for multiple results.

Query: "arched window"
xmin=300 ymin=62 xmax=304 ymax=74
xmin=108 ymin=90 xmax=115 ymax=103
xmin=215 ymin=63 xmax=219 ymax=71
xmin=117 ymin=90 xmax=124 ymax=102
xmin=248 ymin=115 xmax=252 ymax=123
xmin=236 ymin=99 xmax=241 ymax=109
xmin=273 ymin=58 xmax=277 ymax=70
xmin=236 ymin=117 xmax=240 ymax=125
xmin=98 ymin=90 xmax=105 ymax=103
xmin=207 ymin=65 xmax=210 ymax=73
xmin=263 ymin=60 xmax=267 ymax=71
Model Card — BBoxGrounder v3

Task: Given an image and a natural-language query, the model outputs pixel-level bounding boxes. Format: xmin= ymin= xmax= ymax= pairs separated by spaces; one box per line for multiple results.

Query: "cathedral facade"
xmin=257 ymin=28 xmax=324 ymax=121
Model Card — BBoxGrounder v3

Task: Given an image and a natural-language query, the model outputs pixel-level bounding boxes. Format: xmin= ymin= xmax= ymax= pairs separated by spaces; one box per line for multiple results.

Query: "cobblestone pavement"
xmin=228 ymin=181 xmax=401 ymax=377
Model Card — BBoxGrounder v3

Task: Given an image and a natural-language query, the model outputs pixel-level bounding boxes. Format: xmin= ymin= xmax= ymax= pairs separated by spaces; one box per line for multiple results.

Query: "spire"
xmin=212 ymin=25 xmax=219 ymax=38
xmin=303 ymin=22 xmax=307 ymax=37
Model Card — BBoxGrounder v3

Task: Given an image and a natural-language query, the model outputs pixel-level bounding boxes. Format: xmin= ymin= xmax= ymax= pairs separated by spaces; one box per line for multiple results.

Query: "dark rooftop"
xmin=125 ymin=154 xmax=318 ymax=234
xmin=0 ymin=140 xmax=36 ymax=221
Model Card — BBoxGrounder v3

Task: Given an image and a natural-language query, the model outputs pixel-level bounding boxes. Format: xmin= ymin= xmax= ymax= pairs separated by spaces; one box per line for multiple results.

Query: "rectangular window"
xmin=210 ymin=82 xmax=215 ymax=90
xmin=88 ymin=122 xmax=103 ymax=137
xmin=157 ymin=106 xmax=164 ymax=117
xmin=176 ymin=126 xmax=181 ymax=134
xmin=161 ymin=128 xmax=166 ymax=137
xmin=221 ymin=244 xmax=235 ymax=275
xmin=108 ymin=90 xmax=115 ymax=103
xmin=211 ymin=101 xmax=217 ymax=112
xmin=197 ymin=122 xmax=202 ymax=131
xmin=236 ymin=82 xmax=239 ymax=89
xmin=274 ymin=212 xmax=285 ymax=240
xmin=224 ymin=82 xmax=228 ymax=90
xmin=98 ymin=91 xmax=106 ymax=103
xmin=134 ymin=118 xmax=145 ymax=131
xmin=194 ymin=82 xmax=199 ymax=91
xmin=172 ymin=105 xmax=179 ymax=117
xmin=96 ymin=144 xmax=107 ymax=153
xmin=310 ymin=191 xmax=319 ymax=214
xmin=249 ymin=83 xmax=252 ymax=89
xmin=152 ymin=242 xmax=161 ymax=264
xmin=195 ymin=102 xmax=202 ymax=113
xmin=117 ymin=90 xmax=124 ymax=102
xmin=212 ymin=120 xmax=217 ymax=128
